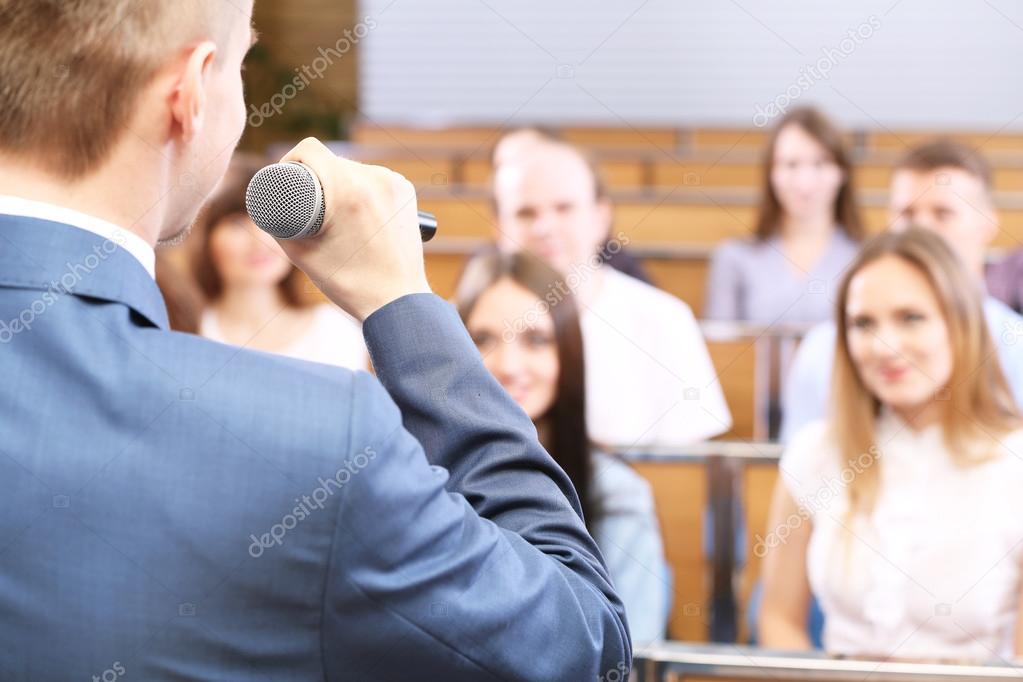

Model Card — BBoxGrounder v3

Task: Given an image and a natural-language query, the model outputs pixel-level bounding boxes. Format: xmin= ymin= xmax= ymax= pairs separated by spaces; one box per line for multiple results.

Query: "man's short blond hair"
xmin=0 ymin=1 xmax=234 ymax=179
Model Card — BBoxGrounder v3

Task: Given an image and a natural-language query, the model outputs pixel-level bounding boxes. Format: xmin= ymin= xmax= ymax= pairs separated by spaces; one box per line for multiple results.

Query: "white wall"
xmin=358 ymin=0 xmax=1023 ymax=131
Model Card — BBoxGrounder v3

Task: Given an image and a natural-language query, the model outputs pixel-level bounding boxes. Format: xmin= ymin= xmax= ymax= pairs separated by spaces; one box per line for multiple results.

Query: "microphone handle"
xmin=418 ymin=211 xmax=437 ymax=242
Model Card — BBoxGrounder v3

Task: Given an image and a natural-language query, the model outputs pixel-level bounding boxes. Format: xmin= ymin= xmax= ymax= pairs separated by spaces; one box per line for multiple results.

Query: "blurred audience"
xmin=781 ymin=140 xmax=1023 ymax=441
xmin=455 ymin=249 xmax=671 ymax=643
xmin=492 ymin=126 xmax=560 ymax=167
xmin=190 ymin=156 xmax=367 ymax=369
xmin=492 ymin=138 xmax=732 ymax=448
xmin=155 ymin=251 xmax=205 ymax=334
xmin=492 ymin=127 xmax=652 ymax=284
xmin=760 ymin=228 xmax=1023 ymax=660
xmin=705 ymin=107 xmax=863 ymax=323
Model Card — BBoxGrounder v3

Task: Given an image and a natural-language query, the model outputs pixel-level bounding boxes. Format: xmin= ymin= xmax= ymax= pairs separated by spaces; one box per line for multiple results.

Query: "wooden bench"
xmin=627 ymin=440 xmax=786 ymax=644
xmin=352 ymin=122 xmax=684 ymax=151
xmin=740 ymin=461 xmax=780 ymax=643
xmin=379 ymin=154 xmax=1023 ymax=193
xmin=631 ymin=459 xmax=709 ymax=642
xmin=416 ymin=189 xmax=1023 ymax=249
xmin=331 ymin=136 xmax=1023 ymax=194
xmin=352 ymin=121 xmax=1023 ymax=156
xmin=869 ymin=131 xmax=1023 ymax=153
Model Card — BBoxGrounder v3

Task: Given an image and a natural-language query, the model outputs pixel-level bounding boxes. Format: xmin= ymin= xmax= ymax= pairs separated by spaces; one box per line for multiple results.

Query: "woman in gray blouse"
xmin=705 ymin=107 xmax=864 ymax=324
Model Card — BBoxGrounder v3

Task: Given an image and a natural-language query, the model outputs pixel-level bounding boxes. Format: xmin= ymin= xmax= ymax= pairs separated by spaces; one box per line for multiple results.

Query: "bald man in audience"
xmin=781 ymin=140 xmax=1023 ymax=442
xmin=492 ymin=128 xmax=652 ymax=284
xmin=492 ymin=127 xmax=556 ymax=167
xmin=491 ymin=139 xmax=732 ymax=449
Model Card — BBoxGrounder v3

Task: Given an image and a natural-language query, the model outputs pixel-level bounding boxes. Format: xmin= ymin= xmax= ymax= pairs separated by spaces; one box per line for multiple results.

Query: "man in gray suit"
xmin=0 ymin=2 xmax=630 ymax=680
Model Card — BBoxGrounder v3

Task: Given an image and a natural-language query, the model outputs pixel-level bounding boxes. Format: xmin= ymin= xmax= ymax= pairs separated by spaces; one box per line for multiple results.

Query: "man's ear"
xmin=170 ymin=42 xmax=218 ymax=142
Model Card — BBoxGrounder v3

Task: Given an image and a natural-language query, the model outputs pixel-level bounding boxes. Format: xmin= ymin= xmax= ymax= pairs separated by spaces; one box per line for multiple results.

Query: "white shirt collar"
xmin=0 ymin=195 xmax=156 ymax=279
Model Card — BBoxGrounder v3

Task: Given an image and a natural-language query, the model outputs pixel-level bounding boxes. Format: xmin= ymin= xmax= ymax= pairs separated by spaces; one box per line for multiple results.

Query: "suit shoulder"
xmin=146 ymin=331 xmax=371 ymax=453
xmin=157 ymin=329 xmax=354 ymax=391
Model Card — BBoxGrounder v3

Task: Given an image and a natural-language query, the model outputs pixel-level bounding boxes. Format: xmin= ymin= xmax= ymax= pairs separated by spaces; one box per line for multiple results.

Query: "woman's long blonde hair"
xmin=830 ymin=228 xmax=1019 ymax=518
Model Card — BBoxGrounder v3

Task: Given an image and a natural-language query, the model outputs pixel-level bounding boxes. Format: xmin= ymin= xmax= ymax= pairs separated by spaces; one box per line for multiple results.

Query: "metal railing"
xmin=632 ymin=642 xmax=1023 ymax=681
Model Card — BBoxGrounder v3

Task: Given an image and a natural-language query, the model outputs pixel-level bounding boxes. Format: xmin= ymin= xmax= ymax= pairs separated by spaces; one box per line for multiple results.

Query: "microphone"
xmin=245 ymin=161 xmax=438 ymax=242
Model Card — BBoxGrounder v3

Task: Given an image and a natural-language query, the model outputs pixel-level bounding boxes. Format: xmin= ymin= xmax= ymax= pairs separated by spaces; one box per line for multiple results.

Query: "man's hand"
xmin=274 ymin=138 xmax=431 ymax=322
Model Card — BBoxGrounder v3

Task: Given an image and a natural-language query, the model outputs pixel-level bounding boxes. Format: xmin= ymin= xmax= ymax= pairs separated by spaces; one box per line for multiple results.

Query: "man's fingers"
xmin=278 ymin=138 xmax=362 ymax=241
xmin=280 ymin=137 xmax=337 ymax=168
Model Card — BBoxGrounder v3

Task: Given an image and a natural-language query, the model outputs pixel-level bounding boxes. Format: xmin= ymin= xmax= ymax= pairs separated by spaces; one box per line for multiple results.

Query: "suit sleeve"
xmin=322 ymin=294 xmax=631 ymax=681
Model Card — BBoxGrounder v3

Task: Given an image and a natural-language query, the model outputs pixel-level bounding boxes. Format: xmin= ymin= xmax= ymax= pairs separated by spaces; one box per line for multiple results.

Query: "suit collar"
xmin=0 ymin=195 xmax=156 ymax=278
xmin=0 ymin=215 xmax=169 ymax=330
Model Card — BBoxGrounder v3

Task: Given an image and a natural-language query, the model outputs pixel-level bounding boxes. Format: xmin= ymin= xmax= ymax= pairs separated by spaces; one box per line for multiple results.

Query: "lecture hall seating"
xmin=256 ymin=123 xmax=1023 ymax=642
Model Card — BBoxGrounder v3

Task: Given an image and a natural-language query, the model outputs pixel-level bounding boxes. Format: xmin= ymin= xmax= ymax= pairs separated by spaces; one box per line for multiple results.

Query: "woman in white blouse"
xmin=191 ymin=156 xmax=367 ymax=370
xmin=759 ymin=228 xmax=1023 ymax=661
xmin=455 ymin=249 xmax=671 ymax=645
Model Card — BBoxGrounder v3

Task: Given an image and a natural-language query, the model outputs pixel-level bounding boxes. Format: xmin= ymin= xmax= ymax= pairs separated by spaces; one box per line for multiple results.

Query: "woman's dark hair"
xmin=753 ymin=106 xmax=864 ymax=242
xmin=155 ymin=251 xmax=205 ymax=333
xmin=454 ymin=249 xmax=600 ymax=527
xmin=190 ymin=153 xmax=308 ymax=307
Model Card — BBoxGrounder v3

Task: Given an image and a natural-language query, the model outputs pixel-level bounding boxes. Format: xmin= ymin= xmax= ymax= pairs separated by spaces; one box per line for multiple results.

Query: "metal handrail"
xmin=617 ymin=440 xmax=782 ymax=463
xmin=632 ymin=642 xmax=1023 ymax=681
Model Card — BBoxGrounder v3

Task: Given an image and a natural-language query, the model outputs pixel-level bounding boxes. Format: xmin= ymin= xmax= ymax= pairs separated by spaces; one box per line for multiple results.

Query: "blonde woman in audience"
xmin=705 ymin=107 xmax=863 ymax=324
xmin=759 ymin=228 xmax=1023 ymax=661
xmin=191 ymin=157 xmax=367 ymax=369
xmin=780 ymin=140 xmax=1023 ymax=442
xmin=456 ymin=249 xmax=671 ymax=644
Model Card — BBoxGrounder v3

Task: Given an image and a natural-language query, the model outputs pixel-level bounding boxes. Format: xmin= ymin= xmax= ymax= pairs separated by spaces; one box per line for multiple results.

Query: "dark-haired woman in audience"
xmin=705 ymin=107 xmax=863 ymax=323
xmin=456 ymin=250 xmax=670 ymax=643
xmin=191 ymin=156 xmax=367 ymax=369
xmin=759 ymin=228 xmax=1023 ymax=660
xmin=156 ymin=251 xmax=205 ymax=334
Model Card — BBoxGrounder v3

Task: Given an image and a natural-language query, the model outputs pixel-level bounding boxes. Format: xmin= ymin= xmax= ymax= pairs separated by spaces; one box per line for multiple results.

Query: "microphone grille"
xmin=245 ymin=162 xmax=325 ymax=239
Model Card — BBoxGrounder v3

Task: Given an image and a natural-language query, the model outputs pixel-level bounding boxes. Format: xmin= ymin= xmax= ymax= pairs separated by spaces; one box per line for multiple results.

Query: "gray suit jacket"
xmin=0 ymin=216 xmax=631 ymax=681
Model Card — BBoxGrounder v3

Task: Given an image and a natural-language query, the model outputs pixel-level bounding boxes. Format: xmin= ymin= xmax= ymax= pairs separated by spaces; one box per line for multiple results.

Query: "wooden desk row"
xmin=334 ymin=145 xmax=1023 ymax=194
xmin=626 ymin=440 xmax=785 ymax=641
xmin=415 ymin=187 xmax=1023 ymax=251
xmin=350 ymin=122 xmax=1023 ymax=156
